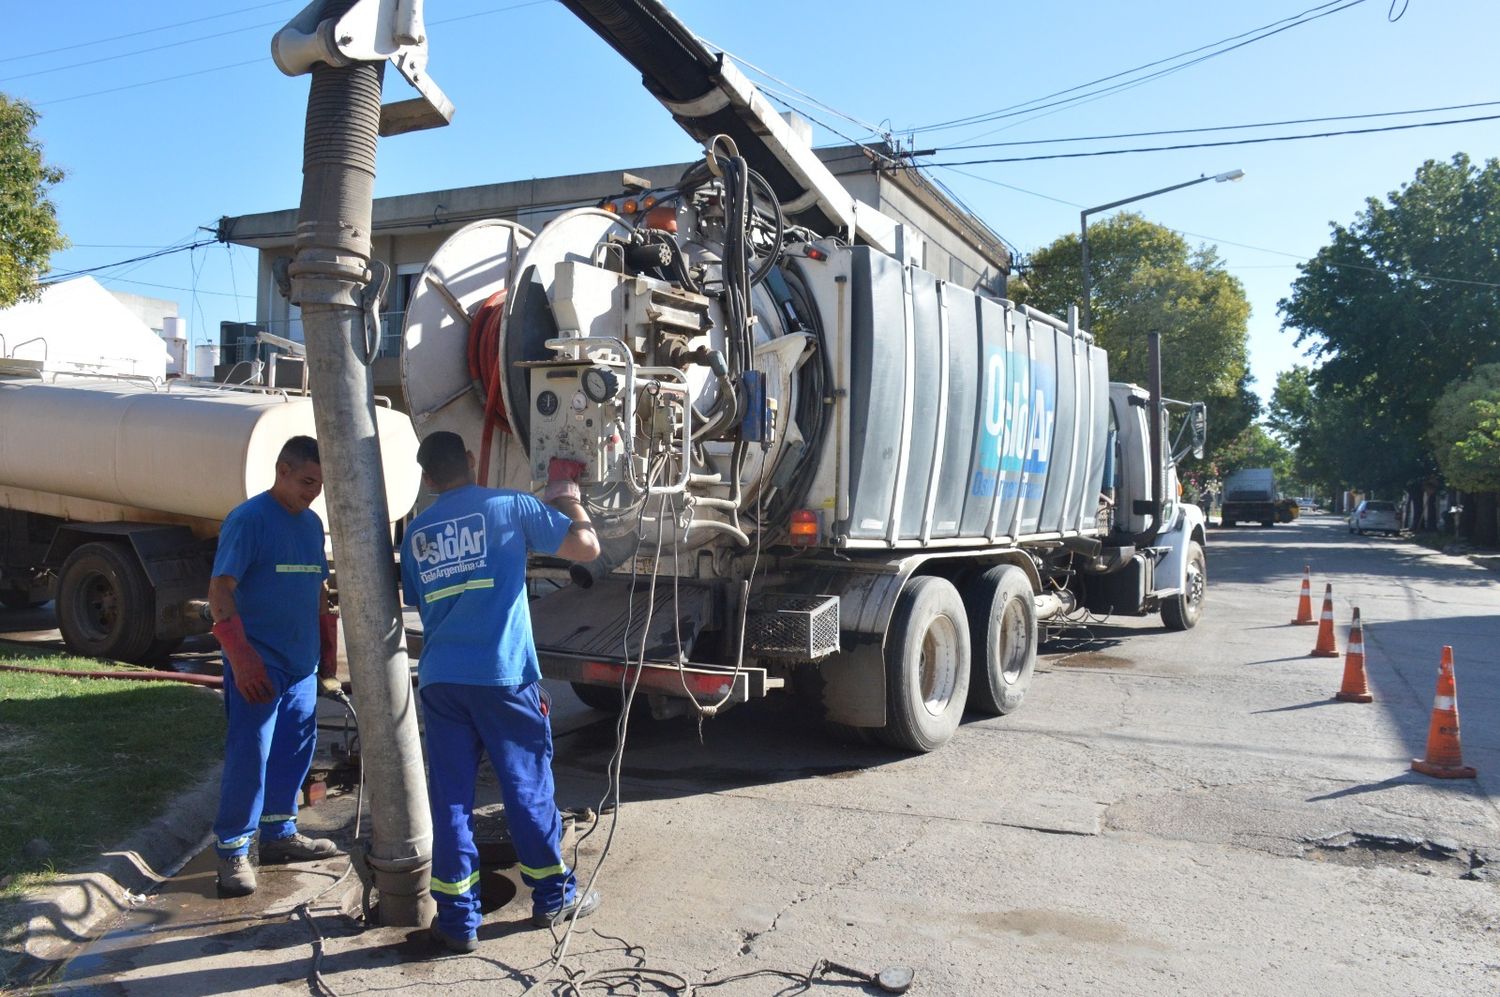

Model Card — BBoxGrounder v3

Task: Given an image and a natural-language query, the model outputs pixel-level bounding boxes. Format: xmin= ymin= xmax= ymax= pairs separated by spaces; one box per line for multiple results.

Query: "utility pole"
xmin=274 ymin=0 xmax=454 ymax=927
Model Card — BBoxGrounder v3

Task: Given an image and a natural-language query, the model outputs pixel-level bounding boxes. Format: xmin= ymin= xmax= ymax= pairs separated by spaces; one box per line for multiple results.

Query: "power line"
xmin=0 ymin=19 xmax=284 ymax=85
xmin=43 ymin=239 xmax=219 ymax=283
xmin=905 ymin=0 xmax=1369 ymax=137
xmin=96 ymin=276 xmax=253 ymax=299
xmin=927 ymin=99 xmax=1500 ymax=152
xmin=0 ymin=1 xmax=293 ymax=65
xmin=37 ymin=58 xmax=265 ymax=106
xmin=30 ymin=2 xmax=550 ymax=107
xmin=920 ymin=113 xmax=1500 ymax=167
xmin=931 ymin=165 xmax=1500 ymax=291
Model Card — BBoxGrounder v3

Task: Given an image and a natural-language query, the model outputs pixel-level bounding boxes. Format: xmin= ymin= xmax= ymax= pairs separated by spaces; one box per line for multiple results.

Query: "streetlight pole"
xmin=1079 ymin=169 xmax=1243 ymax=331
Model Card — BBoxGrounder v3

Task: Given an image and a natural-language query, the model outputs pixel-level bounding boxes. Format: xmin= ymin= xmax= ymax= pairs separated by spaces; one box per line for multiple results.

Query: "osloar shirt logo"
xmin=413 ymin=513 xmax=488 ymax=583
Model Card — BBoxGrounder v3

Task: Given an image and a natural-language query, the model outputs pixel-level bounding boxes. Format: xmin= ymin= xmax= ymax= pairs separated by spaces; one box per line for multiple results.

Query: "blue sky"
xmin=10 ymin=0 xmax=1498 ymax=407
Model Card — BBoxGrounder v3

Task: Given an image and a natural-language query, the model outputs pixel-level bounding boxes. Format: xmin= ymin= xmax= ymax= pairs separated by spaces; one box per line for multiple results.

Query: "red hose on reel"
xmin=466 ymin=289 xmax=511 ymax=486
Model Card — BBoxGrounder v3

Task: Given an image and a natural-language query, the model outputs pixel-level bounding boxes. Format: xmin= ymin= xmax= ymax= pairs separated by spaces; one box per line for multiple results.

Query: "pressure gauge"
xmin=581 ymin=366 xmax=621 ymax=404
xmin=536 ymin=390 xmax=559 ymax=417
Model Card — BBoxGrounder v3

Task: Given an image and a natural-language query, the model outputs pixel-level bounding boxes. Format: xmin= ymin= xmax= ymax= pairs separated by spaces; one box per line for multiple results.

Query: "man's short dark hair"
xmin=278 ymin=435 xmax=320 ymax=468
xmin=416 ymin=431 xmax=470 ymax=485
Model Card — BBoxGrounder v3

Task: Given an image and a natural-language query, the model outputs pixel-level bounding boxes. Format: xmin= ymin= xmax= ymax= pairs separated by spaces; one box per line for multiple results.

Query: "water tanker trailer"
xmin=0 ymin=375 xmax=419 ymax=662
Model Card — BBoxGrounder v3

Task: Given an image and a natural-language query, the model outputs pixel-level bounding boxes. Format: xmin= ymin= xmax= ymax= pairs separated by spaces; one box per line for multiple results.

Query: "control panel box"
xmin=528 ymin=362 xmax=627 ymax=484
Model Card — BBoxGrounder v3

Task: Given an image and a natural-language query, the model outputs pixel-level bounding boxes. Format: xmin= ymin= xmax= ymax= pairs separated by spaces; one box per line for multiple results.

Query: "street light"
xmin=1079 ymin=169 xmax=1244 ymax=331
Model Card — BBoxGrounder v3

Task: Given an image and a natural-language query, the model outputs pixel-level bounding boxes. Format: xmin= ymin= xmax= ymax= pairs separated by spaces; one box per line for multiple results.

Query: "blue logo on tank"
xmin=972 ymin=349 xmax=1055 ymax=499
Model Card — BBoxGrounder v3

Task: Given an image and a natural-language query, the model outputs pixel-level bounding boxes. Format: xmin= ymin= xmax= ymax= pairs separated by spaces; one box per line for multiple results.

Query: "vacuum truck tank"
xmin=0 ymin=375 xmax=420 ymax=661
xmin=398 ymin=0 xmax=1209 ymax=752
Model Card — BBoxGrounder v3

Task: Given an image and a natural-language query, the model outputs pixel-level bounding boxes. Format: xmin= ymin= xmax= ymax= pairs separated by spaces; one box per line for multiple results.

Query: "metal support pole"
xmin=1079 ymin=211 xmax=1092 ymax=333
xmin=288 ymin=6 xmax=434 ymax=927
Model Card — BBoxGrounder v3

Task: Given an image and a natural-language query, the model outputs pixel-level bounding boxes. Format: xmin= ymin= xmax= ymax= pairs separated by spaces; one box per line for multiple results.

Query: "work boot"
xmin=259 ymin=832 xmax=339 ymax=864
xmin=428 ymin=924 xmax=478 ymax=954
xmin=531 ymin=888 xmax=601 ymax=929
xmin=216 ymin=854 xmax=257 ymax=897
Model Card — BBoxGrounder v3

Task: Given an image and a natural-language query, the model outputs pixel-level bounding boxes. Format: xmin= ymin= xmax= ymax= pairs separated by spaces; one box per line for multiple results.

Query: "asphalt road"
xmin=37 ymin=511 xmax=1500 ymax=995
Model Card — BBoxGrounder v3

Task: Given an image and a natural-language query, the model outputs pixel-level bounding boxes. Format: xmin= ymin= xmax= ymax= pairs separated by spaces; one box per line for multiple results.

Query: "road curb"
xmin=5 ymin=761 xmax=223 ymax=985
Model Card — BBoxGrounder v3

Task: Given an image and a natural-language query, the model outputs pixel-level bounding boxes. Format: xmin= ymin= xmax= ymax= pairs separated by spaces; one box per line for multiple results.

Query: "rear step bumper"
xmin=539 ymin=652 xmax=783 ymax=705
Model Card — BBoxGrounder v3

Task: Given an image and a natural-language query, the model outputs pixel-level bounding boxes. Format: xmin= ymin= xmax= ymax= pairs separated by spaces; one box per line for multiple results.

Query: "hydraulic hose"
xmin=467 ymin=289 xmax=511 ymax=485
xmin=0 ymin=663 xmax=222 ymax=688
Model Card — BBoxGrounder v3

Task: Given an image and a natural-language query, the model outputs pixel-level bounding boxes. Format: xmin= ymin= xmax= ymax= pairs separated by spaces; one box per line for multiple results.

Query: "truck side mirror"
xmin=1189 ymin=402 xmax=1207 ymax=460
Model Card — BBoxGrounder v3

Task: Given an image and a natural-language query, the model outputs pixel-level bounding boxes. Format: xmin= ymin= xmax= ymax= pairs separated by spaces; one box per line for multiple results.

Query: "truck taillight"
xmin=643 ymin=204 xmax=677 ymax=232
xmin=789 ymin=509 xmax=818 ymax=547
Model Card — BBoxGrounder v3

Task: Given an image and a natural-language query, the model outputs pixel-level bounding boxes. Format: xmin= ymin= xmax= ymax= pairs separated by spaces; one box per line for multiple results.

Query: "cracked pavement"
xmin=41 ymin=512 xmax=1500 ymax=994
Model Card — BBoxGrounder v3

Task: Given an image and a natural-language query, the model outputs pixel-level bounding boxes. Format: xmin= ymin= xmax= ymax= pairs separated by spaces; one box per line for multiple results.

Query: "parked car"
xmin=1349 ymin=499 xmax=1400 ymax=536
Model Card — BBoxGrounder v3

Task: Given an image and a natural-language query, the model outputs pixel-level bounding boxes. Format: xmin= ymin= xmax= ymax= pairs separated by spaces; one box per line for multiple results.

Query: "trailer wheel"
xmin=878 ymin=576 xmax=970 ymax=753
xmin=1161 ymin=540 xmax=1206 ymax=632
xmin=56 ymin=542 xmax=157 ymax=662
xmin=964 ymin=565 xmax=1037 ymax=716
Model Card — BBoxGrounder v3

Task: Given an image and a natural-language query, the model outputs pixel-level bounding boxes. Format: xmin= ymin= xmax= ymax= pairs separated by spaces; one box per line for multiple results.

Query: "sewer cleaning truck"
xmin=397 ymin=0 xmax=1209 ymax=752
xmin=0 ymin=371 xmax=420 ymax=662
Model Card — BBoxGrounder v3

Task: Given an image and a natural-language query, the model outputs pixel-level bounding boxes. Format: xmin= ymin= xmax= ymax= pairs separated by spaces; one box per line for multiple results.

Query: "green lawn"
xmin=0 ymin=647 xmax=224 ymax=906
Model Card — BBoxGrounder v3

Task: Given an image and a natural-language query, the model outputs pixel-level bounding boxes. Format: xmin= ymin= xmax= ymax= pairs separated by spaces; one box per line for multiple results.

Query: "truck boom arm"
xmin=559 ymin=0 xmax=895 ymax=250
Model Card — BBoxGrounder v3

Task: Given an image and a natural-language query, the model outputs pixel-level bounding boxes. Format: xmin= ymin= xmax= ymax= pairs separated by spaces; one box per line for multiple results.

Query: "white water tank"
xmin=0 ymin=378 xmax=421 ymax=525
xmin=161 ymin=317 xmax=188 ymax=375
xmin=194 ymin=344 xmax=220 ymax=378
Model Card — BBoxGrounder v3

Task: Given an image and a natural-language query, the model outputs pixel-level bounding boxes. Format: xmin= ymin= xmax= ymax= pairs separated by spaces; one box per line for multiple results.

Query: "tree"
xmin=0 ymin=93 xmax=67 ymax=308
xmin=1014 ymin=212 xmax=1252 ymax=467
xmin=1279 ymin=153 xmax=1500 ymax=495
xmin=1430 ymin=363 xmax=1500 ymax=545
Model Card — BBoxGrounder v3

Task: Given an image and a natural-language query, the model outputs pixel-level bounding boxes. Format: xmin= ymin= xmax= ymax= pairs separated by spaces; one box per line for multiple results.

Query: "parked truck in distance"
xmin=0 ymin=370 xmax=419 ymax=662
xmin=1220 ymin=467 xmax=1278 ymax=528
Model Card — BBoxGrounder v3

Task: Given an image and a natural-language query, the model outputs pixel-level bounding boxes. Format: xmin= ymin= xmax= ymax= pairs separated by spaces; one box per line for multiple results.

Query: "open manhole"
xmin=1302 ymin=831 xmax=1496 ymax=881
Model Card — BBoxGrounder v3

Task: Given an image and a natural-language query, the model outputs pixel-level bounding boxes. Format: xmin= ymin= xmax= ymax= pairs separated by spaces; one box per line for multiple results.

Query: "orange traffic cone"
xmin=1291 ymin=565 xmax=1315 ymax=625
xmin=1309 ymin=583 xmax=1339 ymax=657
xmin=1411 ymin=647 xmax=1477 ymax=779
xmin=1333 ymin=608 xmax=1373 ymax=702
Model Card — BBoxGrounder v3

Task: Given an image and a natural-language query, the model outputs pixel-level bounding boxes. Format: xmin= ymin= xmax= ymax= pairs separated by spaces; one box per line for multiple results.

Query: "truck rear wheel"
xmin=878 ymin=576 xmax=970 ymax=753
xmin=56 ymin=542 xmax=157 ymax=662
xmin=1161 ymin=540 xmax=1206 ymax=631
xmin=963 ymin=565 xmax=1037 ymax=716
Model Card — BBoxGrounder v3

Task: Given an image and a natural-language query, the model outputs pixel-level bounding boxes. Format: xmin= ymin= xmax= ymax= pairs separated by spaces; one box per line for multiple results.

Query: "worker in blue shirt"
xmin=209 ymin=435 xmax=343 ymax=897
xmin=401 ymin=430 xmax=601 ymax=953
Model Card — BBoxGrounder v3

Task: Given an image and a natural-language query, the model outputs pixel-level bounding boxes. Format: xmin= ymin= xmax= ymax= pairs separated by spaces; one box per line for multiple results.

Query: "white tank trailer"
xmin=0 ymin=376 xmax=420 ymax=662
xmin=399 ymin=0 xmax=1209 ymax=752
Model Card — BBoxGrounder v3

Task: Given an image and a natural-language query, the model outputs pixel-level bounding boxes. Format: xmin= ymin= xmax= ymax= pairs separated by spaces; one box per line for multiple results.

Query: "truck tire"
xmin=878 ymin=576 xmax=970 ymax=753
xmin=56 ymin=542 xmax=157 ymax=662
xmin=570 ymin=681 xmax=625 ymax=714
xmin=963 ymin=565 xmax=1037 ymax=716
xmin=1161 ymin=540 xmax=1206 ymax=632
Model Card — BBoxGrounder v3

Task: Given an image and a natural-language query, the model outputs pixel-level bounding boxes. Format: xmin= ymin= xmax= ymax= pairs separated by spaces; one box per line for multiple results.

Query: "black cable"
xmin=928 ymin=98 xmax=1500 ymax=152
xmin=919 ymin=112 xmax=1500 ymax=167
xmin=41 ymin=238 xmax=217 ymax=282
xmin=0 ymin=0 xmax=290 ymax=65
xmin=904 ymin=0 xmax=1369 ymax=135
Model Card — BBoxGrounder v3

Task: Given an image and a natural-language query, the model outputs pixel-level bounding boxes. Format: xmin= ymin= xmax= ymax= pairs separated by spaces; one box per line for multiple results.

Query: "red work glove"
xmin=543 ymin=457 xmax=586 ymax=504
xmin=318 ymin=613 xmax=341 ymax=696
xmin=213 ymin=615 xmax=273 ymax=705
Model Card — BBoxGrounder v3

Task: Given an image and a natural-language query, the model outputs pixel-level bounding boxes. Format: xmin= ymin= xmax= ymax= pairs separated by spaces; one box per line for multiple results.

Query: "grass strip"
xmin=0 ymin=653 xmax=224 ymax=904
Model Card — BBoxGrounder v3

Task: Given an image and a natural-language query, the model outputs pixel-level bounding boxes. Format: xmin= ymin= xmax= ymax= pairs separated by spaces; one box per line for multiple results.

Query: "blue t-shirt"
xmin=212 ymin=491 xmax=328 ymax=677
xmin=401 ymin=484 xmax=570 ymax=688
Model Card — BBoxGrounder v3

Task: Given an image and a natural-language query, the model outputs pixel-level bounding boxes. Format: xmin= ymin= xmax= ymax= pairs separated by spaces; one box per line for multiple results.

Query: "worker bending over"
xmin=402 ymin=431 xmax=602 ymax=953
xmin=209 ymin=435 xmax=343 ymax=897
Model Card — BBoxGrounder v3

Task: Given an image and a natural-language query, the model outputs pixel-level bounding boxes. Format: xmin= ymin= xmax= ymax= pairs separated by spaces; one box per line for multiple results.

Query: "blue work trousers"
xmin=421 ymin=681 xmax=575 ymax=938
xmin=214 ymin=665 xmax=317 ymax=856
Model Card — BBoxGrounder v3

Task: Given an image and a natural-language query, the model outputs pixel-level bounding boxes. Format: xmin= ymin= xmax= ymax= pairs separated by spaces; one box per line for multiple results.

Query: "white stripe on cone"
xmin=1434 ymin=695 xmax=1455 ymax=711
